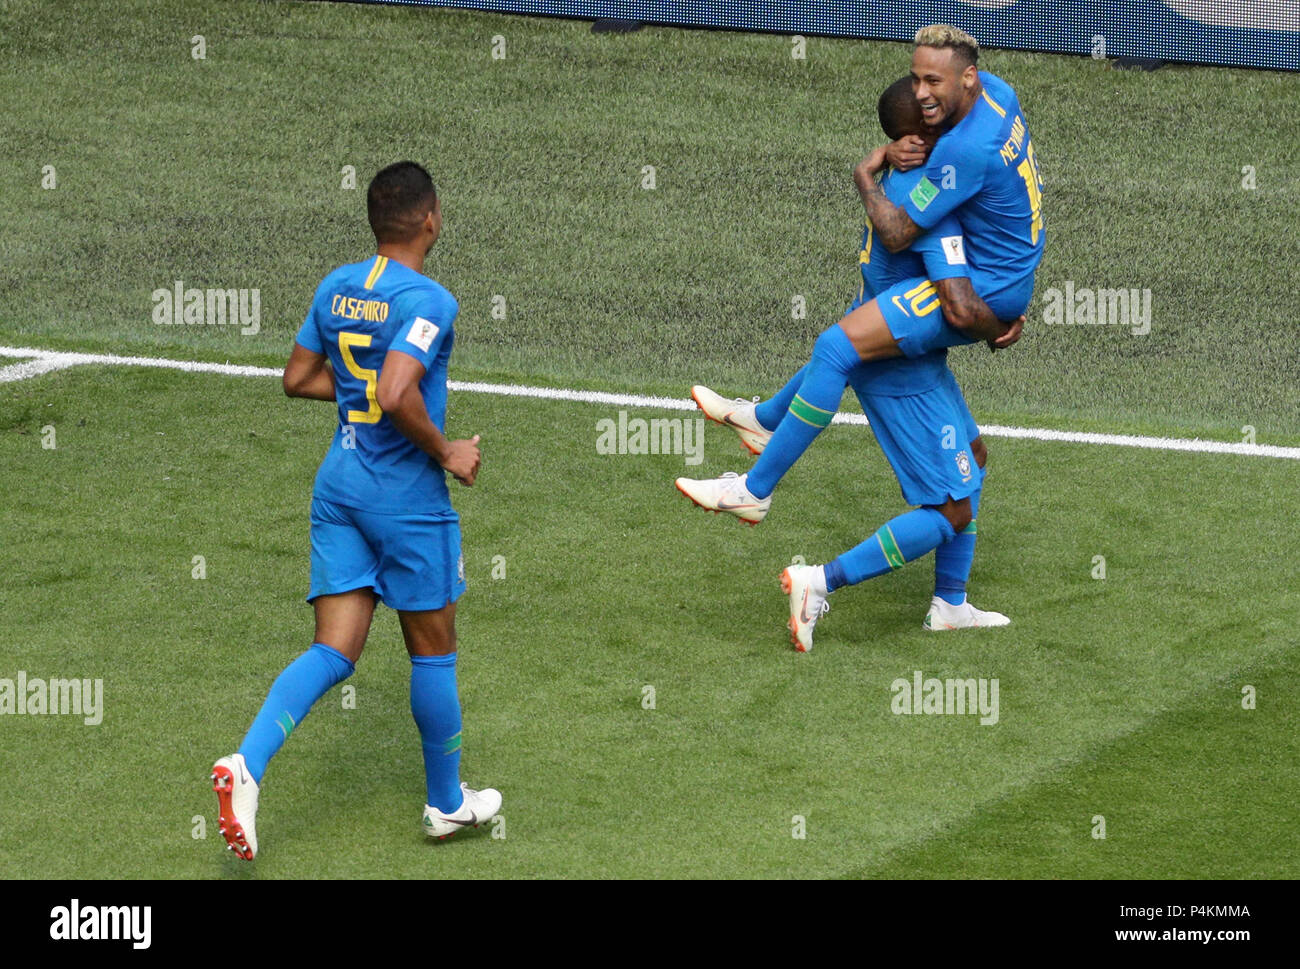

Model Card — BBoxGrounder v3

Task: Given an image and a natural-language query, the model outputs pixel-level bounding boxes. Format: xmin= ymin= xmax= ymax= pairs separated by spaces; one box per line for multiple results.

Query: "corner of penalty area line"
xmin=0 ymin=354 xmax=81 ymax=384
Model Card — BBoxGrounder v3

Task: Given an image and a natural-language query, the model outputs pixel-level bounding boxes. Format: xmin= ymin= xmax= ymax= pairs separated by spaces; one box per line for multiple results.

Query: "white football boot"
xmin=691 ymin=385 xmax=773 ymax=456
xmin=211 ymin=753 xmax=259 ymax=860
xmin=675 ymin=471 xmax=771 ymax=525
xmin=922 ymin=596 xmax=1011 ymax=631
xmin=423 ymin=782 xmax=503 ymax=841
xmin=782 ymin=565 xmax=829 ymax=652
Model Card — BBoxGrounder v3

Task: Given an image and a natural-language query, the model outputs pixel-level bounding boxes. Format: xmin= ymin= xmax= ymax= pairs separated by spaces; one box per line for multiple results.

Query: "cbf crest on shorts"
xmin=955 ymin=450 xmax=972 ymax=482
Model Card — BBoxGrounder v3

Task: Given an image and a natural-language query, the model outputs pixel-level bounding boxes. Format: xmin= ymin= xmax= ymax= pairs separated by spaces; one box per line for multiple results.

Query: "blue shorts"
xmin=848 ymin=366 xmax=983 ymax=507
xmin=876 ymin=275 xmax=1035 ymax=359
xmin=308 ymin=498 xmax=466 ymax=612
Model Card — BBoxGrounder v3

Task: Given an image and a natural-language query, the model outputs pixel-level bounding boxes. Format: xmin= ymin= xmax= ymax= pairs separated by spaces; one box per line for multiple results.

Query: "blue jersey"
xmin=900 ymin=71 xmax=1045 ymax=302
xmin=856 ymin=166 xmax=970 ymax=303
xmin=295 ymin=255 xmax=459 ymax=518
xmin=850 ymin=166 xmax=970 ymax=396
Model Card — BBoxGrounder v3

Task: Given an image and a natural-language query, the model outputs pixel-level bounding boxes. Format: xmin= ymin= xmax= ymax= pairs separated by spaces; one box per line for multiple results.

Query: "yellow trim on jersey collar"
xmin=981 ymin=88 xmax=1007 ymax=118
xmin=363 ymin=255 xmax=389 ymax=290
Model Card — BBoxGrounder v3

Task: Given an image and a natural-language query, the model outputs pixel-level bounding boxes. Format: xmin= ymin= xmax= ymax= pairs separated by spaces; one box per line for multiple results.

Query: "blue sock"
xmin=410 ymin=653 xmax=463 ymax=813
xmin=754 ymin=364 xmax=808 ymax=432
xmin=746 ymin=325 xmax=858 ymax=499
xmin=934 ymin=487 xmax=981 ymax=605
xmin=825 ymin=508 xmax=956 ymax=591
xmin=238 ymin=642 xmax=355 ymax=785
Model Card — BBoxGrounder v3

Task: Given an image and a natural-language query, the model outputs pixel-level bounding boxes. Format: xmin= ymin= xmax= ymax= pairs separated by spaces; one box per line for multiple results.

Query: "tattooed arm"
xmin=854 ymin=147 xmax=923 ymax=253
xmin=933 ymin=276 xmax=1022 ymax=346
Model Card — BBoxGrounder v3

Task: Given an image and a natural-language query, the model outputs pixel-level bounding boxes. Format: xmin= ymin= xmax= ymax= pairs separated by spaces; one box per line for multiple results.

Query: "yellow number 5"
xmin=338 ymin=331 xmax=382 ymax=424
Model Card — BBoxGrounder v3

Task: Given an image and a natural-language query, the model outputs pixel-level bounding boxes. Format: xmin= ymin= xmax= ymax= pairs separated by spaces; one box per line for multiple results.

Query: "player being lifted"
xmin=211 ymin=162 xmax=500 ymax=859
xmin=690 ymin=77 xmax=1010 ymax=647
xmin=677 ymin=24 xmax=1044 ymax=526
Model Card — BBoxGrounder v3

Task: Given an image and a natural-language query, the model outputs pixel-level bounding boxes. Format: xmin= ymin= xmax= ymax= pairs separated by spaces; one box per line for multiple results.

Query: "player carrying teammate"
xmin=677 ymin=24 xmax=1044 ymax=522
xmin=690 ymin=77 xmax=1009 ymax=648
xmin=211 ymin=162 xmax=500 ymax=859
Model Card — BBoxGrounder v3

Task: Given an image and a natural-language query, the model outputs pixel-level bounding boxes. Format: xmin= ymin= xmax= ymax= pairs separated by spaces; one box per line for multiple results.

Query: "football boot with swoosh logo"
xmin=423 ymin=782 xmax=503 ymax=841
xmin=922 ymin=595 xmax=1010 ymax=631
xmin=675 ymin=471 xmax=771 ymax=525
xmin=781 ymin=565 xmax=829 ymax=652
xmin=211 ymin=753 xmax=259 ymax=860
xmin=690 ymin=385 xmax=773 ymax=456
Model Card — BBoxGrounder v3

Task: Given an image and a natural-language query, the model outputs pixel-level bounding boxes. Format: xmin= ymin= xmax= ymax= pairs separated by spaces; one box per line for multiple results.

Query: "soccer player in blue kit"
xmin=688 ymin=75 xmax=1014 ymax=648
xmin=678 ymin=24 xmax=1043 ymax=536
xmin=211 ymin=162 xmax=500 ymax=859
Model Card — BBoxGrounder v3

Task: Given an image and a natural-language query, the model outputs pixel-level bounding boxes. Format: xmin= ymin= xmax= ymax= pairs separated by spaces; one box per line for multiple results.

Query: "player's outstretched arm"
xmin=376 ymin=350 xmax=481 ymax=486
xmin=933 ymin=277 xmax=1021 ymax=345
xmin=283 ymin=344 xmax=336 ymax=401
xmin=854 ymin=147 xmax=923 ymax=253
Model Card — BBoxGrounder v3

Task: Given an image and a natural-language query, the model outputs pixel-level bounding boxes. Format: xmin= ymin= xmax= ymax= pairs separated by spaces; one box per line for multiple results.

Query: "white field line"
xmin=2 ymin=345 xmax=1297 ymax=461
xmin=0 ymin=357 xmax=76 ymax=383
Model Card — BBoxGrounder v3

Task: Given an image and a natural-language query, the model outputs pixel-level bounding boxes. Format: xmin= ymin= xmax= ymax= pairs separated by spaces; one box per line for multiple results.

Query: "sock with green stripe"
xmin=238 ymin=642 xmax=355 ymax=785
xmin=824 ymin=508 xmax=956 ymax=591
xmin=934 ymin=487 xmax=981 ymax=605
xmin=410 ymin=653 xmax=463 ymax=814
xmin=754 ymin=364 xmax=808 ymax=432
xmin=746 ymin=325 xmax=858 ymax=499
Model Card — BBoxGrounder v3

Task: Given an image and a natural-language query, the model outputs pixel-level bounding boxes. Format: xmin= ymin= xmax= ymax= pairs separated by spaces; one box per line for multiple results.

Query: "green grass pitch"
xmin=0 ymin=0 xmax=1297 ymax=879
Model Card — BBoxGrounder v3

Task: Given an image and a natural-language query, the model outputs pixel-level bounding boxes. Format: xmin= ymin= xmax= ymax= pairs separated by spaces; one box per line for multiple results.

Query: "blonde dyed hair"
xmin=914 ymin=24 xmax=979 ymax=66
